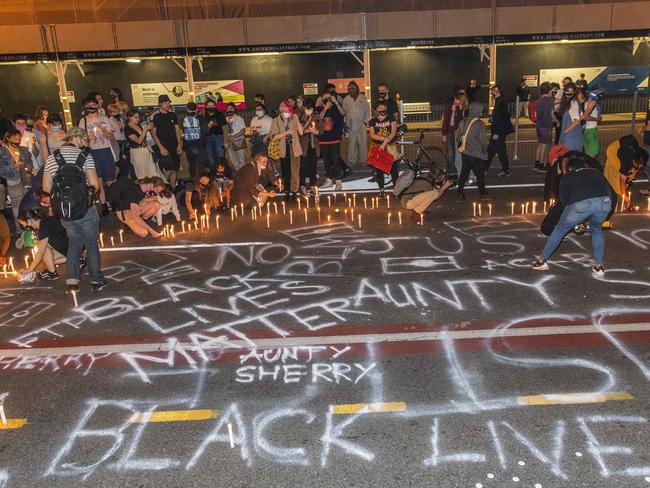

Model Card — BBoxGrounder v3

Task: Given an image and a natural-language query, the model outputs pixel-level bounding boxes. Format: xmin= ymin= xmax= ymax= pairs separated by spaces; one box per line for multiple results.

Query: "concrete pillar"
xmin=488 ymin=43 xmax=497 ymax=110
xmin=184 ymin=55 xmax=195 ymax=103
xmin=363 ymin=49 xmax=371 ymax=108
xmin=54 ymin=61 xmax=73 ymax=129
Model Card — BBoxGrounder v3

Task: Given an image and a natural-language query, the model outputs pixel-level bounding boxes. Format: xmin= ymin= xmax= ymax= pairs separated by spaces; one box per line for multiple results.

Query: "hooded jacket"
xmin=455 ymin=102 xmax=488 ymax=161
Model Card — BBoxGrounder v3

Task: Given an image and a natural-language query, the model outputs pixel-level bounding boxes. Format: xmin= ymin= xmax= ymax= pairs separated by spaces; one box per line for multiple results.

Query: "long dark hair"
xmin=559 ymin=82 xmax=577 ymax=115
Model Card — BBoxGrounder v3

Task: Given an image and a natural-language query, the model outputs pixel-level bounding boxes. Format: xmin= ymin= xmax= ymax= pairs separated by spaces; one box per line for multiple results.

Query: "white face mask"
xmin=296 ymin=100 xmax=303 ymax=108
xmin=255 ymin=110 xmax=264 ymax=117
xmin=282 ymin=112 xmax=291 ymax=119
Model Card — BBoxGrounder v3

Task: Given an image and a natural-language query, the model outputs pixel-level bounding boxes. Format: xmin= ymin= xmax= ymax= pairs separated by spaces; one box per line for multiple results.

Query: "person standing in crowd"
xmin=42 ymin=127 xmax=105 ymax=293
xmin=515 ymin=78 xmax=530 ymax=119
xmin=558 ymin=82 xmax=583 ymax=152
xmin=486 ymin=85 xmax=514 ymax=177
xmin=124 ymin=110 xmax=159 ymax=179
xmin=232 ymin=153 xmax=277 ymax=210
xmin=317 ymin=86 xmax=347 ymax=191
xmin=639 ymin=112 xmax=650 ymax=196
xmin=455 ymin=101 xmax=489 ymax=201
xmin=343 ymin=81 xmax=370 ymax=169
xmin=14 ymin=114 xmax=39 ymax=168
xmin=250 ymin=104 xmax=273 ymax=157
xmin=39 ymin=114 xmax=66 ymax=162
xmin=582 ymin=87 xmax=602 ymax=158
xmin=550 ymin=82 xmax=562 ymax=145
xmin=200 ymin=99 xmax=227 ymax=178
xmin=255 ymin=93 xmax=277 ymax=118
xmin=441 ymin=87 xmax=460 ymax=179
xmin=32 ymin=106 xmax=49 ymax=168
xmin=107 ymin=103 xmax=127 ymax=169
xmin=450 ymin=90 xmax=470 ymax=181
xmin=576 ymin=74 xmax=588 ymax=93
xmin=109 ymin=88 xmax=124 ymax=105
xmin=0 ymin=128 xmax=32 ymax=231
xmin=270 ymin=101 xmax=303 ymax=201
xmin=298 ymin=98 xmax=319 ymax=195
xmin=151 ymin=94 xmax=182 ymax=188
xmin=466 ymin=79 xmax=482 ymax=103
xmin=182 ymin=102 xmax=204 ymax=179
xmin=224 ymin=102 xmax=247 ymax=171
xmin=377 ymin=82 xmax=399 ymax=120
xmin=532 ymin=156 xmax=613 ymax=277
xmin=368 ymin=101 xmax=400 ymax=197
xmin=79 ymin=96 xmax=116 ymax=215
xmin=534 ymin=82 xmax=555 ymax=172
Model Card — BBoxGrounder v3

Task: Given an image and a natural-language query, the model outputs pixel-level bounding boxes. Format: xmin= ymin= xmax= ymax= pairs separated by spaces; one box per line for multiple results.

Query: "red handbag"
xmin=367 ymin=145 xmax=394 ymax=174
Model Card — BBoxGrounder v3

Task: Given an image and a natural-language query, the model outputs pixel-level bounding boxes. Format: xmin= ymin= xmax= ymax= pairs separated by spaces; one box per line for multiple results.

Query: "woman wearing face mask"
xmin=368 ymin=101 xmax=400 ymax=197
xmin=298 ymin=98 xmax=319 ymax=195
xmin=124 ymin=110 xmax=159 ymax=179
xmin=0 ymin=128 xmax=32 ymax=230
xmin=39 ymin=114 xmax=66 ymax=161
xmin=250 ymin=103 xmax=273 ymax=157
xmin=200 ymin=99 xmax=227 ymax=177
xmin=270 ymin=101 xmax=304 ymax=201
xmin=224 ymin=103 xmax=247 ymax=171
xmin=107 ymin=103 xmax=128 ymax=168
xmin=558 ymin=83 xmax=583 ymax=152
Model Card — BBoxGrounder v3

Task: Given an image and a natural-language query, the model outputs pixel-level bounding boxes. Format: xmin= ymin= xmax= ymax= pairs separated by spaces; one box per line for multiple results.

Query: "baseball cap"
xmin=158 ymin=94 xmax=171 ymax=104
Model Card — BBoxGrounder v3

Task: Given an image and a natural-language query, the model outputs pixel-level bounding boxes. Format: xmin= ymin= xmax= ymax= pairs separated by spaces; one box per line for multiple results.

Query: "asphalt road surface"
xmin=0 ymin=173 xmax=649 ymax=488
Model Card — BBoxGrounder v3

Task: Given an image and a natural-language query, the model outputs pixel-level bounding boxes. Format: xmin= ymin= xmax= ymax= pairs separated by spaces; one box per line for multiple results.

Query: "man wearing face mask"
xmin=182 ymin=102 xmax=204 ymax=179
xmin=558 ymin=83 xmax=583 ymax=152
xmin=343 ymin=81 xmax=370 ymax=169
xmin=250 ymin=103 xmax=273 ymax=157
xmin=199 ymin=99 xmax=227 ymax=178
xmin=0 ymin=128 xmax=33 ymax=231
xmin=224 ymin=103 xmax=247 ymax=171
xmin=486 ymin=85 xmax=514 ymax=177
xmin=377 ymin=82 xmax=399 ymax=121
xmin=152 ymin=94 xmax=182 ymax=188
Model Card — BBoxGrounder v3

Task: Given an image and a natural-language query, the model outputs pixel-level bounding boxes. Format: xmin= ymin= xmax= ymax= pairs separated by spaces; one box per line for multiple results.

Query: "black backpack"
xmin=107 ymin=177 xmax=139 ymax=212
xmin=51 ymin=149 xmax=93 ymax=221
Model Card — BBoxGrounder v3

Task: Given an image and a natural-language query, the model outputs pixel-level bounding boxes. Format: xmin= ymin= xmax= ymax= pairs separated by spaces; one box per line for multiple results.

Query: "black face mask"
xmin=112 ymin=114 xmax=120 ymax=119
xmin=85 ymin=107 xmax=98 ymax=113
xmin=565 ymin=93 xmax=575 ymax=99
xmin=377 ymin=111 xmax=387 ymax=117
xmin=9 ymin=141 xmax=20 ymax=148
xmin=226 ymin=112 xmax=235 ymax=116
xmin=378 ymin=93 xmax=387 ymax=100
xmin=206 ymin=108 xmax=216 ymax=114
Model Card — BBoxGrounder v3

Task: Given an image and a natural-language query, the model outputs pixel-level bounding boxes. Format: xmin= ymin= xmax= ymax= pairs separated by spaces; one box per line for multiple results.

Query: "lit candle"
xmin=521 ymin=203 xmax=525 ymax=215
xmin=119 ymin=229 xmax=124 ymax=243
xmin=304 ymin=208 xmax=308 ymax=223
xmin=240 ymin=203 xmax=244 ymax=215
xmin=353 ymin=194 xmax=357 ymax=207
xmin=387 ymin=195 xmax=391 ymax=208
xmin=420 ymin=213 xmax=424 ymax=226
xmin=24 ymin=255 xmax=29 ymax=269
xmin=110 ymin=236 xmax=115 ymax=246
xmin=532 ymin=202 xmax=537 ymax=214
xmin=273 ymin=202 xmax=278 ymax=215
xmin=647 ymin=197 xmax=650 ymax=212
xmin=251 ymin=209 xmax=255 ymax=220
xmin=473 ymin=202 xmax=476 ymax=217
xmin=298 ymin=198 xmax=301 ymax=210
xmin=478 ymin=203 xmax=482 ymax=217
xmin=398 ymin=211 xmax=402 ymax=225
xmin=216 ymin=215 xmax=220 ymax=229
xmin=511 ymin=202 xmax=515 ymax=215
xmin=525 ymin=202 xmax=529 ymax=214
xmin=317 ymin=207 xmax=321 ymax=223
xmin=344 ymin=209 xmax=348 ymax=221
xmin=364 ymin=197 xmax=367 ymax=209
xmin=358 ymin=214 xmax=362 ymax=229
xmin=327 ymin=195 xmax=332 ymax=207
xmin=327 ymin=214 xmax=331 ymax=222
xmin=170 ymin=225 xmax=175 ymax=238
xmin=351 ymin=208 xmax=355 ymax=221
xmin=387 ymin=212 xmax=392 ymax=225
xmin=3 ymin=265 xmax=7 ymax=278
xmin=8 ymin=257 xmax=14 ymax=272
xmin=71 ymin=289 xmax=78 ymax=308
xmin=289 ymin=210 xmax=293 ymax=225
xmin=99 ymin=233 xmax=104 ymax=247
xmin=266 ymin=213 xmax=270 ymax=229
xmin=543 ymin=201 xmax=547 ymax=214
xmin=282 ymin=201 xmax=286 ymax=214
xmin=305 ymin=197 xmax=310 ymax=209
xmin=234 ymin=205 xmax=238 ymax=217
xmin=488 ymin=203 xmax=492 ymax=216
xmin=231 ymin=208 xmax=235 ymax=221
xmin=620 ymin=195 xmax=625 ymax=212
xmin=266 ymin=202 xmax=270 ymax=215
xmin=194 ymin=221 xmax=199 ymax=231
xmin=203 ymin=203 xmax=208 ymax=217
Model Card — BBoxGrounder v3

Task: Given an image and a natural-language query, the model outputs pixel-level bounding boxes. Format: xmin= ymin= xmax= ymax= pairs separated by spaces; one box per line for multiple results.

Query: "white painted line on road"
xmin=1 ymin=322 xmax=649 ymax=358
xmin=100 ymin=241 xmax=272 ymax=252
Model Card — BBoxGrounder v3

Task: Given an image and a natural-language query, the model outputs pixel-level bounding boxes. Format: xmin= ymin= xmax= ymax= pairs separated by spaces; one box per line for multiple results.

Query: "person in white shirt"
xmin=250 ymin=103 xmax=273 ymax=156
xmin=342 ymin=81 xmax=370 ymax=166
xmin=154 ymin=186 xmax=180 ymax=227
xmin=225 ymin=103 xmax=247 ymax=171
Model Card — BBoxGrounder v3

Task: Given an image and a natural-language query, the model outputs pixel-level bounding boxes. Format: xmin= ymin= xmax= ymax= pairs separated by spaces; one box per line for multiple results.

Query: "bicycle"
xmin=396 ymin=125 xmax=448 ymax=173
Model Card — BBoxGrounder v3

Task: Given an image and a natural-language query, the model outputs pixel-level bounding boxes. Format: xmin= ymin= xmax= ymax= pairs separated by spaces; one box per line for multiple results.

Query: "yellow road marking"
xmin=128 ymin=409 xmax=218 ymax=423
xmin=0 ymin=418 xmax=27 ymax=429
xmin=517 ymin=391 xmax=633 ymax=406
xmin=330 ymin=402 xmax=407 ymax=415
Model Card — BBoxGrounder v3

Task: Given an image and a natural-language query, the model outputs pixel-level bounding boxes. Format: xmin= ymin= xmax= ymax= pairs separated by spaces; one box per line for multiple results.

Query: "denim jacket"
xmin=0 ymin=144 xmax=29 ymax=182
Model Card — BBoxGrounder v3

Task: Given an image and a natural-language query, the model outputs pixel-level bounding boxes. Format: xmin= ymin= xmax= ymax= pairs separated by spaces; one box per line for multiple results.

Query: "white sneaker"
xmin=335 ymin=180 xmax=342 ymax=191
xmin=532 ymin=258 xmax=549 ymax=271
xmin=592 ymin=265 xmax=605 ymax=278
xmin=319 ymin=178 xmax=333 ymax=188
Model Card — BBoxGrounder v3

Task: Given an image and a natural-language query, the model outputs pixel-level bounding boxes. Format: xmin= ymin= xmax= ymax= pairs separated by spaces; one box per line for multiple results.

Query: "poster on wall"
xmin=539 ymin=66 xmax=649 ymax=94
xmin=303 ymin=83 xmax=319 ymax=96
xmin=131 ymin=80 xmax=246 ymax=108
xmin=523 ymin=75 xmax=538 ymax=87
xmin=327 ymin=77 xmax=366 ymax=94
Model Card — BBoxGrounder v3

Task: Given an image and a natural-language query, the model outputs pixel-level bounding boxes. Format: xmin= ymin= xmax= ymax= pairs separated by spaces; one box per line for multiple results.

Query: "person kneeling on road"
xmin=400 ymin=167 xmax=453 ymax=221
xmin=108 ymin=177 xmax=160 ymax=238
xmin=232 ymin=153 xmax=277 ymax=211
xmin=532 ymin=156 xmax=612 ymax=277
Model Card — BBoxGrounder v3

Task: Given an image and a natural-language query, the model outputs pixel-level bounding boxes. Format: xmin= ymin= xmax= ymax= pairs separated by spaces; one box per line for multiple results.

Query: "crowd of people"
xmin=0 ymin=73 xmax=647 ymax=291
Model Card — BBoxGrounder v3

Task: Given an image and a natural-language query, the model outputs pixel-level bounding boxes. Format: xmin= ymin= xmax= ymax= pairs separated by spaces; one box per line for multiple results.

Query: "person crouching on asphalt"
xmin=456 ymin=101 xmax=490 ymax=202
xmin=232 ymin=153 xmax=277 ymax=211
xmin=532 ymin=155 xmax=613 ymax=277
